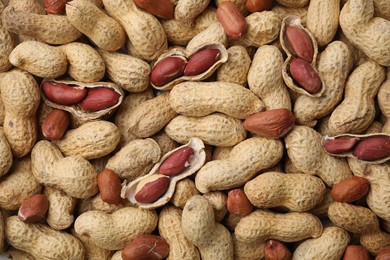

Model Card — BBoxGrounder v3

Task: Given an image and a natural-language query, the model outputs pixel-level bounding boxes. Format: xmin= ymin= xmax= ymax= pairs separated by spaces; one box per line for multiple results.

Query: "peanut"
xmin=203 ymin=191 xmax=228 ymax=222
xmin=0 ymin=6 xmax=15 ymax=72
xmin=289 ymin=58 xmax=322 ymax=94
xmin=133 ymin=0 xmax=174 ymax=20
xmin=41 ymin=109 xmax=70 ymax=141
xmin=376 ymin=248 xmax=390 ymax=260
xmin=122 ymin=235 xmax=169 ymax=260
xmin=5 ymin=216 xmax=85 ymax=259
xmin=331 ymin=176 xmax=370 ymax=203
xmin=285 ymin=25 xmax=314 ymax=62
xmin=134 ymin=174 xmax=170 ymax=203
xmin=244 ymin=171 xmax=326 ymax=212
xmin=150 ymin=57 xmax=187 ymax=86
xmin=66 ymin=0 xmax=126 ymax=51
xmin=0 ymin=127 xmax=12 ymax=178
xmin=97 ymin=169 xmax=122 ymax=205
xmin=79 ymin=87 xmax=121 ymax=112
xmin=233 ymin=234 xmax=266 ymax=260
xmin=184 ymin=48 xmax=221 ymax=76
xmin=264 ymin=240 xmax=292 ymax=260
xmin=186 ymin=23 xmax=228 ymax=54
xmin=216 ymin=2 xmax=248 ymax=40
xmin=343 ymin=245 xmax=370 ymax=260
xmin=170 ymin=178 xmax=200 ymax=208
xmin=44 ymin=0 xmax=70 ymax=14
xmin=352 ymin=137 xmax=390 ymax=161
xmin=159 ymin=147 xmax=194 ymax=176
xmin=5 ymin=248 xmax=35 ymax=260
xmin=275 ymin=0 xmax=308 ymax=8
xmin=42 ymin=81 xmax=88 ymax=106
xmin=18 ymin=194 xmax=49 ymax=224
xmin=74 ymin=207 xmax=158 ymax=250
xmin=292 ymin=227 xmax=350 ymax=260
xmin=227 ymin=189 xmax=253 ymax=216
xmin=175 ymin=0 xmax=211 ymax=27
xmin=169 ymin=81 xmax=264 ymax=119
xmin=235 ymin=210 xmax=323 ymax=243
xmin=360 ymin=231 xmax=390 ymax=255
xmin=71 ymin=228 xmax=114 ymax=260
xmin=245 ymin=0 xmax=273 ymax=13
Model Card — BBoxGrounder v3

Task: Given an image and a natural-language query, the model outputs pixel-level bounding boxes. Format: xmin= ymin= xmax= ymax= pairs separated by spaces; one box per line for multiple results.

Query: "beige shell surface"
xmin=280 ymin=16 xmax=325 ymax=97
xmin=0 ymin=14 xmax=15 ymax=72
xmin=186 ymin=22 xmax=228 ymax=54
xmin=121 ymin=138 xmax=206 ymax=210
xmin=322 ymin=133 xmax=390 ymax=164
xmin=151 ymin=43 xmax=228 ymax=90
xmin=41 ymin=79 xmax=124 ymax=124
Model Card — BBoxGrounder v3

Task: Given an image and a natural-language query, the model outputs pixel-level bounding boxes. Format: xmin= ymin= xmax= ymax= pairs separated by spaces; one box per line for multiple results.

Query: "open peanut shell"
xmin=322 ymin=133 xmax=390 ymax=164
xmin=280 ymin=16 xmax=325 ymax=97
xmin=121 ymin=137 xmax=206 ymax=210
xmin=41 ymin=79 xmax=124 ymax=125
xmin=151 ymin=43 xmax=228 ymax=90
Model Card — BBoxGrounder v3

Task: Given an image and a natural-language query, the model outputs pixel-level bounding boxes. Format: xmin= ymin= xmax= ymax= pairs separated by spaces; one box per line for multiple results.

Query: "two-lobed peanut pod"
xmin=244 ymin=172 xmax=326 ymax=212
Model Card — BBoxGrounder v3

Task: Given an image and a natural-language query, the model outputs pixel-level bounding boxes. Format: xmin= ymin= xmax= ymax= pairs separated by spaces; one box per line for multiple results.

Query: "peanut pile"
xmin=0 ymin=0 xmax=390 ymax=259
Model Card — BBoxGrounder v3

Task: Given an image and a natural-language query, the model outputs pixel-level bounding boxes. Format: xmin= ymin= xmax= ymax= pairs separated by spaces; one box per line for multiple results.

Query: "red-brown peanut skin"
xmin=264 ymin=240 xmax=292 ymax=260
xmin=41 ymin=109 xmax=70 ymax=141
xmin=227 ymin=189 xmax=253 ymax=216
xmin=42 ymin=81 xmax=87 ymax=106
xmin=217 ymin=2 xmax=248 ymax=40
xmin=376 ymin=248 xmax=390 ymax=260
xmin=133 ymin=0 xmax=174 ymax=19
xmin=45 ymin=0 xmax=70 ymax=14
xmin=150 ymin=57 xmax=187 ymax=86
xmin=285 ymin=25 xmax=314 ymax=62
xmin=159 ymin=147 xmax=194 ymax=176
xmin=135 ymin=175 xmax=170 ymax=203
xmin=352 ymin=137 xmax=390 ymax=161
xmin=97 ymin=169 xmax=122 ymax=205
xmin=343 ymin=245 xmax=370 ymax=260
xmin=184 ymin=49 xmax=221 ymax=76
xmin=289 ymin=58 xmax=322 ymax=94
xmin=245 ymin=0 xmax=273 ymax=13
xmin=323 ymin=137 xmax=360 ymax=154
xmin=79 ymin=87 xmax=121 ymax=112
xmin=18 ymin=194 xmax=49 ymax=224
xmin=331 ymin=176 xmax=370 ymax=203
xmin=122 ymin=235 xmax=169 ymax=260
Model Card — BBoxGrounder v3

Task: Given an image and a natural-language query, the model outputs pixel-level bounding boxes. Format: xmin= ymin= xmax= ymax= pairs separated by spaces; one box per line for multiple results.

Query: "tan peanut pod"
xmin=247 ymin=45 xmax=291 ymax=110
xmin=294 ymin=41 xmax=353 ymax=126
xmin=336 ymin=30 xmax=367 ymax=67
xmin=175 ymin=0 xmax=210 ymax=27
xmin=306 ymin=0 xmax=340 ymax=47
xmin=77 ymin=193 xmax=124 ymax=215
xmin=275 ymin=0 xmax=309 ymax=8
xmin=71 ymin=228 xmax=114 ymax=260
xmin=90 ymin=156 xmax=110 ymax=174
xmin=53 ymin=120 xmax=121 ymax=160
xmin=216 ymin=46 xmax=251 ymax=86
xmin=195 ymin=137 xmax=283 ymax=193
xmin=328 ymin=60 xmax=386 ymax=135
xmin=59 ymin=42 xmax=105 ymax=83
xmin=360 ymin=231 xmax=390 ymax=255
xmin=114 ymin=88 xmax=154 ymax=147
xmin=151 ymin=44 xmax=228 ymax=91
xmin=74 ymin=207 xmax=158 ymax=250
xmin=285 ymin=125 xmax=352 ymax=187
xmin=340 ymin=0 xmax=390 ymax=66
xmin=182 ymin=195 xmax=234 ymax=260
xmin=224 ymin=212 xmax=243 ymax=231
xmin=165 ymin=113 xmax=246 ymax=147
xmin=31 ymin=140 xmax=98 ymax=199
xmin=121 ymin=138 xmax=206 ymax=209
xmin=232 ymin=234 xmax=265 ymax=260
xmin=374 ymin=0 xmax=390 ymax=19
xmin=0 ymin=211 xmax=4 ymax=253
xmin=42 ymin=79 xmax=124 ymax=125
xmin=378 ymin=69 xmax=390 ymax=133
xmin=5 ymin=216 xmax=85 ymax=259
xmin=158 ymin=205 xmax=200 ymax=260
xmin=316 ymin=115 xmax=333 ymax=136
xmin=272 ymin=5 xmax=308 ymax=25
xmin=98 ymin=50 xmax=151 ymax=93
xmin=0 ymin=157 xmax=41 ymax=211
xmin=1 ymin=69 xmax=40 ymax=158
xmin=2 ymin=6 xmax=81 ymax=45
xmin=212 ymin=146 xmax=233 ymax=160
xmin=7 ymin=0 xmax=45 ymax=42
xmin=244 ymin=172 xmax=326 ymax=212
xmin=309 ymin=188 xmax=333 ymax=218
xmin=328 ymin=202 xmax=380 ymax=234
xmin=292 ymin=226 xmax=350 ymax=260
xmin=0 ymin=10 xmax=15 ymax=72
xmin=8 ymin=41 xmax=67 ymax=78
xmin=125 ymin=92 xmax=177 ymax=138
xmin=235 ymin=210 xmax=322 ymax=243
xmin=106 ymin=138 xmax=161 ymax=180
xmin=170 ymin=178 xmax=200 ymax=209
xmin=5 ymin=247 xmax=36 ymax=260
xmin=152 ymin=130 xmax=179 ymax=156
xmin=186 ymin=22 xmax=228 ymax=54
xmin=162 ymin=7 xmax=217 ymax=46
xmin=103 ymin=0 xmax=167 ymax=61
xmin=203 ymin=191 xmax=228 ymax=222
xmin=170 ymin=81 xmax=264 ymax=119
xmin=66 ymin=0 xmax=126 ymax=51
xmin=44 ymin=187 xmax=77 ymax=231
xmin=237 ymin=11 xmax=281 ymax=47
xmin=0 ymin=74 xmax=5 ymax=126
xmin=0 ymin=127 xmax=12 ymax=178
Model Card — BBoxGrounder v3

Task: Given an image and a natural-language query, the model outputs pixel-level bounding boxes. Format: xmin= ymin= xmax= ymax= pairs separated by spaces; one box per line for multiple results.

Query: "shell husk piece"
xmin=322 ymin=133 xmax=390 ymax=164
xmin=151 ymin=43 xmax=228 ymax=90
xmin=280 ymin=16 xmax=325 ymax=97
xmin=41 ymin=79 xmax=124 ymax=125
xmin=121 ymin=137 xmax=206 ymax=210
